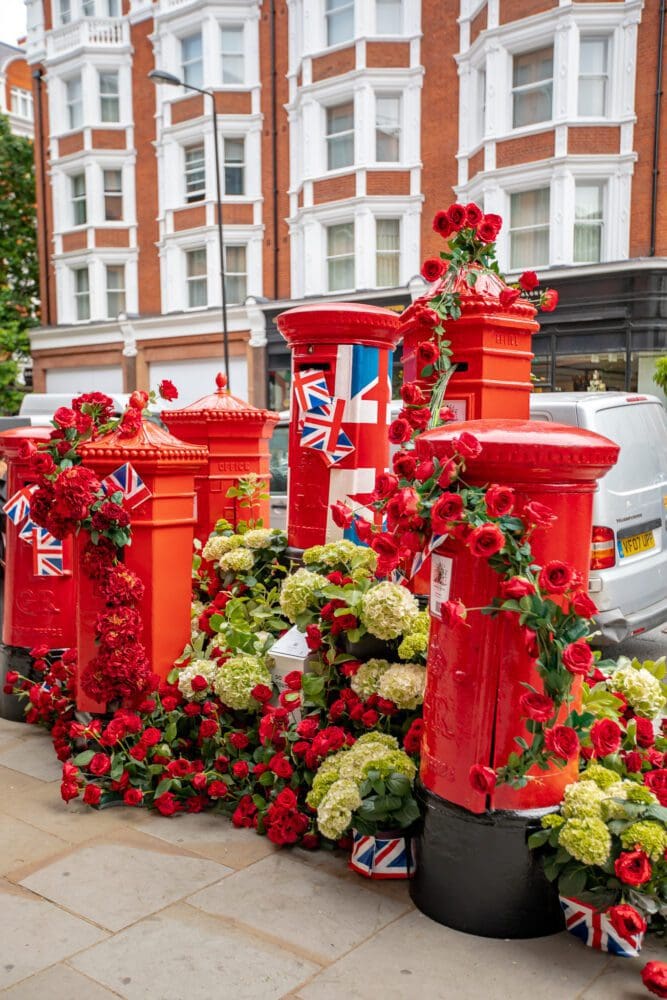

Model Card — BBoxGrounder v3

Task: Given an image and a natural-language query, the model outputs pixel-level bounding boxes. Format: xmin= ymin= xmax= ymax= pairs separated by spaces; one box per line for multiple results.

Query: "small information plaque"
xmin=430 ymin=553 xmax=453 ymax=619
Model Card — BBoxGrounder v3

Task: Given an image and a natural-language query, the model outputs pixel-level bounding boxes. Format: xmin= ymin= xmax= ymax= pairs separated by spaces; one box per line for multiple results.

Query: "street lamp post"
xmin=148 ymin=68 xmax=231 ymax=390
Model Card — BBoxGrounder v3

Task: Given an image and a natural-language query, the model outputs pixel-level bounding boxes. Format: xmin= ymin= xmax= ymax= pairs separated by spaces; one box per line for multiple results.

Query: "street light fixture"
xmin=148 ymin=68 xmax=231 ymax=390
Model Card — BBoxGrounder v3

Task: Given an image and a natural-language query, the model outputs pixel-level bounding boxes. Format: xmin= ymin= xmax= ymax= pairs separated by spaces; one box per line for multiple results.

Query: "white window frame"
xmin=508 ymin=186 xmax=551 ymax=271
xmin=573 ymin=180 xmax=605 ymax=264
xmin=10 ymin=88 xmax=33 ymax=121
xmin=220 ymin=24 xmax=245 ymax=86
xmin=73 ymin=266 xmax=90 ymax=322
xmin=224 ymin=244 xmax=247 ymax=304
xmin=181 ymin=32 xmax=204 ymax=89
xmin=66 ymin=76 xmax=83 ymax=131
xmin=99 ymin=71 xmax=120 ymax=124
xmin=325 ymin=0 xmax=355 ymax=48
xmin=185 ymin=247 xmax=208 ymax=308
xmin=71 ymin=173 xmax=87 ymax=228
xmin=325 ymin=100 xmax=354 ymax=172
xmin=326 ymin=221 xmax=355 ymax=292
xmin=106 ymin=264 xmax=126 ymax=318
xmin=511 ymin=45 xmax=554 ymax=131
xmin=375 ymin=218 xmax=400 ymax=288
xmin=578 ymin=36 xmax=609 ymax=119
xmin=223 ymin=138 xmax=245 ymax=196
xmin=375 ymin=93 xmax=401 ymax=163
xmin=103 ymin=169 xmax=123 ymax=222
xmin=184 ymin=144 xmax=206 ymax=203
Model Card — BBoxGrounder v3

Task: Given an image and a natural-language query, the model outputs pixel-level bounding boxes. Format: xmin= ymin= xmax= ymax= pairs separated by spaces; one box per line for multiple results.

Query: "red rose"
xmin=370 ymin=532 xmax=400 ymax=565
xmin=403 ymin=718 xmax=424 ymax=754
xmin=208 ymin=780 xmax=229 ymax=799
xmin=635 ymin=717 xmax=655 ymax=749
xmin=296 ymin=717 xmax=319 ymax=739
xmin=330 ymin=501 xmax=353 ymax=529
xmin=32 ymin=451 xmax=56 ymax=475
xmin=232 ymin=760 xmax=249 ymax=780
xmin=571 ymin=591 xmax=598 ymax=618
xmin=200 ymin=719 xmax=219 ymax=739
xmin=129 ymin=390 xmax=149 ymax=410
xmin=269 ymin=752 xmax=293 ymax=778
xmin=251 ymin=684 xmax=273 ymax=704
xmin=538 ymin=560 xmax=575 ymax=594
xmin=388 ymin=418 xmax=412 ymax=445
xmin=541 ymin=289 xmax=559 ymax=312
xmin=437 ymin=459 xmax=458 ymax=487
xmin=83 ymin=784 xmax=102 ymax=806
xmin=519 ymin=691 xmax=554 ymax=723
xmin=562 ymin=640 xmax=594 ymax=676
xmin=623 ymin=750 xmax=643 ymax=772
xmin=53 ymin=406 xmax=77 ymax=429
xmin=477 ymin=213 xmax=502 ymax=243
xmin=60 ymin=780 xmax=79 ymax=802
xmin=590 ymin=718 xmax=622 ymax=757
xmin=89 ymin=753 xmax=111 ymax=776
xmin=417 ymin=340 xmax=440 ymax=367
xmin=167 ymin=758 xmax=193 ymax=778
xmin=362 ymin=709 xmax=379 ymax=727
xmin=400 ymin=381 xmax=425 ymax=406
xmin=353 ymin=517 xmax=373 ymax=543
xmin=446 ymin=203 xmax=467 ymax=229
xmin=305 ymin=624 xmax=323 ymax=651
xmin=544 ymin=725 xmax=579 ymax=760
xmin=158 ymin=379 xmax=179 ymax=402
xmin=522 ymin=501 xmax=557 ymax=527
xmin=482 ymin=212 xmax=502 ymax=235
xmin=415 ymin=459 xmax=435 ymax=482
xmin=614 ymin=850 xmax=652 ymax=886
xmin=468 ymin=523 xmax=505 ymax=558
xmin=499 ymin=287 xmax=521 ymax=309
xmin=465 ymin=202 xmax=484 ymax=227
xmin=642 ymin=962 xmax=667 ymax=999
xmin=421 ymin=257 xmax=447 ymax=283
xmin=452 ymin=431 xmax=482 ymax=459
xmin=644 ymin=769 xmax=667 ymax=806
xmin=374 ymin=472 xmax=399 ymax=498
xmin=284 ymin=670 xmax=303 ymax=692
xmin=141 ymin=727 xmax=162 ymax=747
xmin=123 ymin=788 xmax=143 ymax=806
xmin=118 ymin=407 xmax=143 ymax=438
xmin=499 ymin=576 xmax=535 ymax=600
xmin=519 ymin=270 xmax=539 ymax=291
xmin=154 ymin=791 xmax=178 ymax=816
xmin=608 ymin=903 xmax=647 ymax=942
xmin=432 ymin=210 xmax=453 ymax=238
xmin=229 ymin=731 xmax=250 ymax=750
xmin=393 ymin=451 xmax=417 ymax=479
xmin=405 ymin=406 xmax=431 ymax=430
xmin=441 ymin=599 xmax=467 ymax=627
xmin=469 ymin=764 xmax=497 ymax=795
xmin=485 ymin=484 xmax=515 ymax=517
xmin=431 ymin=492 xmax=464 ymax=532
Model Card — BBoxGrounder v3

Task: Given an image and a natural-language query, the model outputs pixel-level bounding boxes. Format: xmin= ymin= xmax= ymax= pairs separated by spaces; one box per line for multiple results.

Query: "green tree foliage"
xmin=0 ymin=113 xmax=39 ymax=414
xmin=653 ymin=356 xmax=667 ymax=394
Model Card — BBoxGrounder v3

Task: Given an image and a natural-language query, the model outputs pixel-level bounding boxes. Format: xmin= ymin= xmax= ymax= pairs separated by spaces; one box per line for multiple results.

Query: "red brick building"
xmin=24 ymin=0 xmax=667 ymax=408
xmin=0 ymin=42 xmax=34 ymax=138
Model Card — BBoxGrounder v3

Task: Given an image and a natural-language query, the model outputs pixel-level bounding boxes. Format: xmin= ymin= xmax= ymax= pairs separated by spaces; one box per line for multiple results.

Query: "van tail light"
xmin=590 ymin=526 xmax=616 ymax=570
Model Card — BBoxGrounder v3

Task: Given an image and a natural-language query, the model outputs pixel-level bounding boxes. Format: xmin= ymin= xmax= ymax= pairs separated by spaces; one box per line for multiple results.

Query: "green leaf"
xmin=558 ymin=867 xmax=588 ymax=899
xmin=73 ymin=750 xmax=95 ymax=766
xmin=528 ymin=829 xmax=551 ymax=850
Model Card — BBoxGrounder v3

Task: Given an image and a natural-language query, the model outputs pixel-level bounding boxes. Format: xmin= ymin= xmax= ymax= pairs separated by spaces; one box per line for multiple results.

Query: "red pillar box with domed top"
xmin=75 ymin=405 xmax=207 ymax=712
xmin=277 ymin=303 xmax=401 ymax=552
xmin=162 ymin=373 xmax=279 ymax=540
xmin=400 ymin=268 xmax=539 ymax=421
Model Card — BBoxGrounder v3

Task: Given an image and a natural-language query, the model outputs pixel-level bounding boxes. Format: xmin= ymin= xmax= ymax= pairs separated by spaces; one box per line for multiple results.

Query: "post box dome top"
xmin=162 ymin=373 xmax=279 ymax=425
xmin=0 ymin=426 xmax=54 ymax=456
xmin=400 ymin=266 xmax=538 ymax=330
xmin=420 ymin=418 xmax=619 ymax=485
xmin=277 ymin=302 xmax=402 ymax=349
xmin=79 ymin=402 xmax=207 ymax=468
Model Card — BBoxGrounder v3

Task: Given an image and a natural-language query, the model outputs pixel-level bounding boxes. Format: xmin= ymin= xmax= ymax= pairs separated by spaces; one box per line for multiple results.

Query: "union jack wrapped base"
xmin=559 ymin=896 xmax=645 ymax=957
xmin=349 ymin=829 xmax=414 ymax=880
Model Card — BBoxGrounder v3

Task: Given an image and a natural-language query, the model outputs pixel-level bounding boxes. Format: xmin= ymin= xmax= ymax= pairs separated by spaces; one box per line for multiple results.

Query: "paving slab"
xmin=0 ymin=732 xmax=62 ymax=782
xmin=4 ymin=962 xmax=121 ymax=999
xmin=71 ymin=902 xmax=320 ymax=1000
xmin=0 ymin=880 xmax=107 ymax=990
xmin=297 ymin=909 xmax=611 ymax=1000
xmin=0 ymin=814 xmax=68 ymax=876
xmin=579 ymin=933 xmax=666 ymax=998
xmin=133 ymin=810 xmax=279 ymax=869
xmin=17 ymin=829 xmax=233 ymax=931
xmin=188 ymin=851 xmax=412 ymax=966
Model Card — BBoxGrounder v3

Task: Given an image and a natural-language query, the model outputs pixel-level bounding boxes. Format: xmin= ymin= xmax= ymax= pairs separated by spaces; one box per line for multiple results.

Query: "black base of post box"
xmin=409 ymin=783 xmax=564 ymax=939
xmin=0 ymin=644 xmax=34 ymax=722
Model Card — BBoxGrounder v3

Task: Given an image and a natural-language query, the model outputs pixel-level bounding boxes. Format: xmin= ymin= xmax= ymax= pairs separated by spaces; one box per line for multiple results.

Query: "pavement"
xmin=0 ymin=716 xmax=665 ymax=999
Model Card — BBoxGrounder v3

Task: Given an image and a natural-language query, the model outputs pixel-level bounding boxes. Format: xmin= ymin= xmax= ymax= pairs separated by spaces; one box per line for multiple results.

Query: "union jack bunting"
xmin=18 ymin=517 xmax=37 ymax=544
xmin=293 ymin=369 xmax=331 ymax=413
xmin=2 ymin=484 xmax=37 ymax=526
xmin=301 ymin=398 xmax=354 ymax=466
xmin=349 ymin=829 xmax=413 ymax=880
xmin=32 ymin=527 xmax=64 ymax=577
xmin=560 ymin=896 xmax=645 ymax=957
xmin=410 ymin=535 xmax=446 ymax=579
xmin=101 ymin=463 xmax=151 ymax=511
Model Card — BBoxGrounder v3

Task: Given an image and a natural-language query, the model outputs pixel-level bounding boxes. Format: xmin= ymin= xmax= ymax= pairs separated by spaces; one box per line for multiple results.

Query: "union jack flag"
xmin=101 ymin=463 xmax=151 ymax=511
xmin=349 ymin=830 xmax=413 ymax=879
xmin=301 ymin=398 xmax=354 ymax=466
xmin=32 ymin=527 xmax=64 ymax=577
xmin=2 ymin=484 xmax=37 ymax=526
xmin=19 ymin=517 xmax=37 ymax=544
xmin=410 ymin=535 xmax=446 ymax=579
xmin=293 ymin=369 xmax=331 ymax=412
xmin=560 ymin=896 xmax=644 ymax=957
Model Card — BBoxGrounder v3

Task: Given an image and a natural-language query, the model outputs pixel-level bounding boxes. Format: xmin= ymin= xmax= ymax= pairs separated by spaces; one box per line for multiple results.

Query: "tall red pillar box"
xmin=410 ymin=419 xmax=619 ymax=938
xmin=76 ymin=417 xmax=207 ymax=712
xmin=277 ymin=303 xmax=401 ymax=551
xmin=0 ymin=428 xmax=75 ymax=651
xmin=400 ymin=268 xmax=539 ymax=420
xmin=162 ymin=373 xmax=279 ymax=540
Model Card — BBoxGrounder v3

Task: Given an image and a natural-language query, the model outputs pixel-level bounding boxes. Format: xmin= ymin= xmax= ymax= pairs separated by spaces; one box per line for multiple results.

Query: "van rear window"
xmin=597 ymin=403 xmax=667 ymax=491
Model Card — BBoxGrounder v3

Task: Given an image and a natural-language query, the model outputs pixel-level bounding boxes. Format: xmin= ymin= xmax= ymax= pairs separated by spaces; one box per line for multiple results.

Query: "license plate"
xmin=619 ymin=531 xmax=655 ymax=558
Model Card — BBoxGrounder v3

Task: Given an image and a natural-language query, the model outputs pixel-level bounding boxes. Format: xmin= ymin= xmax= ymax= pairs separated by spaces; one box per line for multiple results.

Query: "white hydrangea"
xmin=611 ymin=662 xmax=666 ymax=718
xmin=219 ymin=548 xmax=255 ymax=574
xmin=213 ymin=654 xmax=272 ymax=711
xmin=377 ymin=662 xmax=426 ymax=710
xmin=350 ymin=659 xmax=390 ymax=700
xmin=242 ymin=528 xmax=275 ymax=549
xmin=202 ymin=534 xmax=243 ymax=561
xmin=279 ymin=567 xmax=326 ymax=622
xmin=359 ymin=582 xmax=420 ymax=640
xmin=177 ymin=658 xmax=218 ymax=702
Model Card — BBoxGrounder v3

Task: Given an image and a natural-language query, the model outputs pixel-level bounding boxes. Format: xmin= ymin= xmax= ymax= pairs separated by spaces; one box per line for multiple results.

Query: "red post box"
xmin=162 ymin=373 xmax=279 ymax=539
xmin=410 ymin=418 xmax=619 ymax=938
xmin=401 ymin=268 xmax=538 ymax=420
xmin=277 ymin=303 xmax=401 ymax=551
xmin=0 ymin=427 xmax=75 ymax=651
xmin=75 ymin=411 xmax=207 ymax=712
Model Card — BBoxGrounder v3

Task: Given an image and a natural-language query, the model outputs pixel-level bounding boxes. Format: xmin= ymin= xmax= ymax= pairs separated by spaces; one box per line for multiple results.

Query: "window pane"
xmin=328 ymin=257 xmax=354 ymax=291
xmin=513 ymin=84 xmax=553 ymax=128
xmin=580 ymin=38 xmax=607 ymax=75
xmin=376 ymin=219 xmax=399 ymax=287
xmin=82 ymin=0 xmax=95 ymax=15
xmin=377 ymin=218 xmax=399 ymax=251
xmin=376 ymin=0 xmax=402 ymax=34
xmin=327 ymin=222 xmax=354 ymax=256
xmin=107 ymin=0 xmax=120 ymax=14
xmin=376 ymin=95 xmax=400 ymax=161
xmin=574 ymin=183 xmax=603 ymax=263
xmin=327 ymin=222 xmax=354 ymax=291
xmin=71 ymin=174 xmax=86 ymax=226
xmin=224 ymin=138 xmax=245 ymax=195
xmin=327 ymin=102 xmax=354 ymax=170
xmin=106 ymin=265 xmax=125 ymax=317
xmin=182 ymin=33 xmax=203 ymax=88
xmin=100 ymin=72 xmax=119 ymax=123
xmin=578 ymin=78 xmax=606 ymax=117
xmin=60 ymin=0 xmax=71 ymax=23
xmin=185 ymin=145 xmax=206 ymax=201
xmin=510 ymin=188 xmax=550 ymax=269
xmin=512 ymin=46 xmax=553 ymax=128
xmin=103 ymin=169 xmax=122 ymax=221
xmin=511 ymin=187 xmax=550 ymax=227
xmin=513 ymin=47 xmax=553 ymax=87
xmin=221 ymin=26 xmax=245 ymax=84
xmin=74 ymin=268 xmax=90 ymax=321
xmin=575 ymin=183 xmax=602 ymax=220
xmin=326 ymin=0 xmax=354 ymax=46
xmin=225 ymin=244 xmax=246 ymax=272
xmin=187 ymin=249 xmax=207 ymax=277
xmin=67 ymin=77 xmax=82 ymax=129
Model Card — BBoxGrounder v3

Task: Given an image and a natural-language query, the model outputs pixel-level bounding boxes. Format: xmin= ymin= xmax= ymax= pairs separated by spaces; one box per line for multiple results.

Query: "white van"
xmin=269 ymin=393 xmax=667 ymax=645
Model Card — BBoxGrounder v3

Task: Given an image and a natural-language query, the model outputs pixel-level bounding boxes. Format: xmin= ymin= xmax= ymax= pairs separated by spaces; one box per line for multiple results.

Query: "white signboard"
xmin=445 ymin=399 xmax=467 ymax=421
xmin=430 ymin=554 xmax=453 ymax=619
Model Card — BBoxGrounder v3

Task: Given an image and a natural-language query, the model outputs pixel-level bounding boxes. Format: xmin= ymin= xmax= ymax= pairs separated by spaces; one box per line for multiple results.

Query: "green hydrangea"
xmin=355 ymin=732 xmax=398 ymax=750
xmin=558 ymin=817 xmax=612 ymax=866
xmin=213 ymin=654 xmax=271 ymax=711
xmin=412 ymin=611 xmax=430 ymax=634
xmin=242 ymin=528 xmax=276 ymax=549
xmin=219 ymin=548 xmax=255 ymax=574
xmin=303 ymin=540 xmax=377 ymax=572
xmin=624 ymin=784 xmax=658 ymax=806
xmin=600 ymin=784 xmax=629 ymax=821
xmin=177 ymin=658 xmax=218 ymax=702
xmin=360 ymin=749 xmax=417 ymax=782
xmin=580 ymin=763 xmax=623 ymax=790
xmin=397 ymin=630 xmax=429 ymax=662
xmin=620 ymin=821 xmax=667 ymax=861
xmin=279 ymin=568 xmax=326 ymax=622
xmin=561 ymin=780 xmax=607 ymax=820
xmin=359 ymin=582 xmax=420 ymax=640
xmin=611 ymin=664 xmax=666 ymax=718
xmin=378 ymin=662 xmax=426 ymax=710
xmin=316 ymin=779 xmax=363 ymax=840
xmin=306 ymin=756 xmax=342 ymax=809
xmin=202 ymin=533 xmax=243 ymax=561
xmin=541 ymin=813 xmax=566 ymax=830
xmin=350 ymin=659 xmax=390 ymax=699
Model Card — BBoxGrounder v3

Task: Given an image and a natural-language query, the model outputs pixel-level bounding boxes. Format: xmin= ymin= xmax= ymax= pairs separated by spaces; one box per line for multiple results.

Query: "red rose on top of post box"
xmin=562 ymin=640 xmax=594 ymax=675
xmin=538 ymin=560 xmax=575 ymax=594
